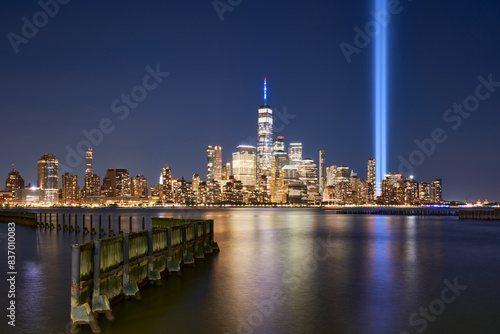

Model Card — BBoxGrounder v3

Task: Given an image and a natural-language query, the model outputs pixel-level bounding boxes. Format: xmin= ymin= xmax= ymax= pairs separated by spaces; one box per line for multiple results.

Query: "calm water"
xmin=1 ymin=208 xmax=500 ymax=334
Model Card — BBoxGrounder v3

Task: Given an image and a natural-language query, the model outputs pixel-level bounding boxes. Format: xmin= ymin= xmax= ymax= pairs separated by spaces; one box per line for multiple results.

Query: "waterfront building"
xmin=419 ymin=181 xmax=431 ymax=202
xmin=61 ymin=173 xmax=80 ymax=204
xmin=319 ymin=150 xmax=326 ymax=197
xmin=207 ymin=146 xmax=215 ymax=183
xmin=270 ymin=152 xmax=289 ymax=202
xmin=37 ymin=153 xmax=59 ymax=203
xmin=131 ymin=175 xmax=148 ymax=198
xmin=214 ymin=146 xmax=222 ymax=182
xmin=232 ymin=145 xmax=256 ymax=188
xmin=431 ymin=178 xmax=443 ymax=203
xmin=298 ymin=158 xmax=320 ymax=204
xmin=105 ymin=169 xmax=131 ymax=197
xmin=367 ymin=158 xmax=375 ymax=203
xmin=84 ymin=174 xmax=101 ymax=197
xmin=381 ymin=173 xmax=404 ymax=204
xmin=5 ymin=166 xmax=24 ymax=192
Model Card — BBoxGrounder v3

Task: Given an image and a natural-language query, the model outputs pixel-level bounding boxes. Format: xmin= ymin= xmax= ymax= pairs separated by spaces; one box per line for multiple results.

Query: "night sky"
xmin=1 ymin=0 xmax=499 ymax=201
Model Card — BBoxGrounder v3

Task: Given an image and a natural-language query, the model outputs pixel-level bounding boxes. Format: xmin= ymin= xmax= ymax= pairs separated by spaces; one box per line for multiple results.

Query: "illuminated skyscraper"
xmin=288 ymin=143 xmax=302 ymax=164
xmin=257 ymin=78 xmax=273 ymax=188
xmin=273 ymin=136 xmax=285 ymax=153
xmin=85 ymin=148 xmax=93 ymax=177
xmin=84 ymin=174 xmax=101 ymax=197
xmin=298 ymin=158 xmax=320 ymax=204
xmin=37 ymin=153 xmax=59 ymax=203
xmin=5 ymin=166 xmax=24 ymax=192
xmin=105 ymin=169 xmax=130 ymax=197
xmin=214 ymin=146 xmax=222 ymax=181
xmin=222 ymin=162 xmax=231 ymax=181
xmin=367 ymin=158 xmax=375 ymax=203
xmin=131 ymin=175 xmax=148 ymax=198
xmin=270 ymin=151 xmax=288 ymax=202
xmin=419 ymin=181 xmax=431 ymax=202
xmin=431 ymin=179 xmax=443 ymax=203
xmin=232 ymin=145 xmax=256 ymax=187
xmin=319 ymin=150 xmax=325 ymax=196
xmin=207 ymin=146 xmax=215 ymax=183
xmin=62 ymin=173 xmax=79 ymax=204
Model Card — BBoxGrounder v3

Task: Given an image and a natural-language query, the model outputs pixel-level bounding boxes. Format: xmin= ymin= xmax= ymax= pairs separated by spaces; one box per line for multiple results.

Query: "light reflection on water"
xmin=0 ymin=208 xmax=500 ymax=334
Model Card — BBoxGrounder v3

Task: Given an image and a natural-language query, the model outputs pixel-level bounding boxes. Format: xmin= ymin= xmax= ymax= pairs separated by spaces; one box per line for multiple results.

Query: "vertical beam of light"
xmin=374 ymin=0 xmax=388 ymax=196
xmin=264 ymin=78 xmax=267 ymax=105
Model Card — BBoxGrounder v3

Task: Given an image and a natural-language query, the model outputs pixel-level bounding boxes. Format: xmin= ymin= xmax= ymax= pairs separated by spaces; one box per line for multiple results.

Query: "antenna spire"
xmin=264 ymin=78 xmax=267 ymax=105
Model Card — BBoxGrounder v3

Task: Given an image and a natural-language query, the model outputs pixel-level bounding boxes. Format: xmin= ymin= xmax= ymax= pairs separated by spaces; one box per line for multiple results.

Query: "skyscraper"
xmin=270 ymin=151 xmax=288 ymax=202
xmin=62 ymin=173 xmax=79 ymax=204
xmin=5 ymin=166 xmax=24 ymax=192
xmin=298 ymin=158 xmax=320 ymax=204
xmin=431 ymin=179 xmax=443 ymax=203
xmin=84 ymin=174 xmax=101 ymax=197
xmin=207 ymin=146 xmax=215 ymax=183
xmin=131 ymin=175 xmax=148 ymax=198
xmin=85 ymin=148 xmax=93 ymax=177
xmin=37 ymin=153 xmax=59 ymax=203
xmin=232 ymin=145 xmax=256 ymax=187
xmin=257 ymin=78 xmax=273 ymax=188
xmin=288 ymin=143 xmax=302 ymax=164
xmin=222 ymin=162 xmax=231 ymax=181
xmin=367 ymin=158 xmax=375 ymax=203
xmin=214 ymin=146 xmax=222 ymax=181
xmin=273 ymin=136 xmax=285 ymax=153
xmin=105 ymin=169 xmax=130 ymax=197
xmin=319 ymin=150 xmax=325 ymax=196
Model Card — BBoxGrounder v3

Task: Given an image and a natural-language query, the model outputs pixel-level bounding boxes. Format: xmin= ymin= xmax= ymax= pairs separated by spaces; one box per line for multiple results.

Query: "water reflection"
xmin=1 ymin=209 xmax=500 ymax=334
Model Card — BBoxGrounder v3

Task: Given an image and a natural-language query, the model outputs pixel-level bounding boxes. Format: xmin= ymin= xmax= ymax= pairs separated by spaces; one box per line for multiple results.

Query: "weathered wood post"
xmin=99 ymin=216 xmax=105 ymax=236
xmin=92 ymin=239 xmax=114 ymax=322
xmin=83 ymin=214 xmax=89 ymax=234
xmin=90 ymin=215 xmax=96 ymax=235
xmin=70 ymin=245 xmax=99 ymax=333
xmin=44 ymin=212 xmax=47 ymax=228
xmin=122 ymin=233 xmax=140 ymax=299
xmin=129 ymin=216 xmax=133 ymax=233
xmin=142 ymin=216 xmax=145 ymax=230
xmin=108 ymin=215 xmax=115 ymax=237
xmin=118 ymin=216 xmax=123 ymax=234
xmin=57 ymin=213 xmax=61 ymax=230
xmin=49 ymin=213 xmax=54 ymax=229
xmin=75 ymin=214 xmax=80 ymax=233
xmin=147 ymin=229 xmax=160 ymax=282
xmin=69 ymin=214 xmax=74 ymax=232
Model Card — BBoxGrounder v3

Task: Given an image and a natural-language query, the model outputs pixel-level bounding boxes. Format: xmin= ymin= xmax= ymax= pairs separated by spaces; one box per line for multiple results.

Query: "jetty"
xmin=70 ymin=217 xmax=219 ymax=333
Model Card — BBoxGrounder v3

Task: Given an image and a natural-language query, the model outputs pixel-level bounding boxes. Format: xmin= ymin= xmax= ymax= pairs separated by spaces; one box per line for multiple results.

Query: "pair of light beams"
xmin=374 ymin=0 xmax=388 ymax=195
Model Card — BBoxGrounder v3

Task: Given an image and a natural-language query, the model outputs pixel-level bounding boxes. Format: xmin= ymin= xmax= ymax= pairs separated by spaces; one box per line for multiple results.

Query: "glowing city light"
xmin=264 ymin=78 xmax=267 ymax=105
xmin=374 ymin=0 xmax=388 ymax=196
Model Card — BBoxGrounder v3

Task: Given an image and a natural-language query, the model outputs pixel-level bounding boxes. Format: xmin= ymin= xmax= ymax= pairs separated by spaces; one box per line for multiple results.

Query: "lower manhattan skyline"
xmin=1 ymin=1 xmax=499 ymax=201
xmin=3 ymin=1 xmax=500 ymax=334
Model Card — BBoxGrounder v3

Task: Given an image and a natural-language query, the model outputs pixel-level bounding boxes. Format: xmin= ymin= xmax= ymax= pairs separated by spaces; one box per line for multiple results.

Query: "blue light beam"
xmin=264 ymin=78 xmax=267 ymax=105
xmin=374 ymin=0 xmax=388 ymax=196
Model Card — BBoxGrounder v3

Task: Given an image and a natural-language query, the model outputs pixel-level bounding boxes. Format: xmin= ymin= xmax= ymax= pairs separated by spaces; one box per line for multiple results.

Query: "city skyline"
xmin=1 ymin=1 xmax=499 ymax=201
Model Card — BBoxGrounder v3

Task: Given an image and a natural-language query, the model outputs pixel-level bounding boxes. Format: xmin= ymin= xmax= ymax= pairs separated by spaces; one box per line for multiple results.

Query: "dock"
xmin=70 ymin=217 xmax=219 ymax=333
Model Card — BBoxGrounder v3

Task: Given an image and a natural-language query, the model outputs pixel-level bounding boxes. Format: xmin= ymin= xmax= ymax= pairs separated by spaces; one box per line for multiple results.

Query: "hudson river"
xmin=1 ymin=208 xmax=500 ymax=333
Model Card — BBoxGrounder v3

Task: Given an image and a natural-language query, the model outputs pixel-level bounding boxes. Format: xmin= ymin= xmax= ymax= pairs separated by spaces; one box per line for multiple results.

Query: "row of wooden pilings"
xmin=70 ymin=218 xmax=219 ymax=334
xmin=36 ymin=212 xmax=146 ymax=236
xmin=333 ymin=209 xmax=457 ymax=216
xmin=457 ymin=210 xmax=500 ymax=220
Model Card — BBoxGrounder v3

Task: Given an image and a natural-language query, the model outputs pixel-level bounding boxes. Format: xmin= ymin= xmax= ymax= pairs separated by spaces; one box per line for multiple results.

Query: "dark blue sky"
xmin=1 ymin=0 xmax=499 ymax=201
